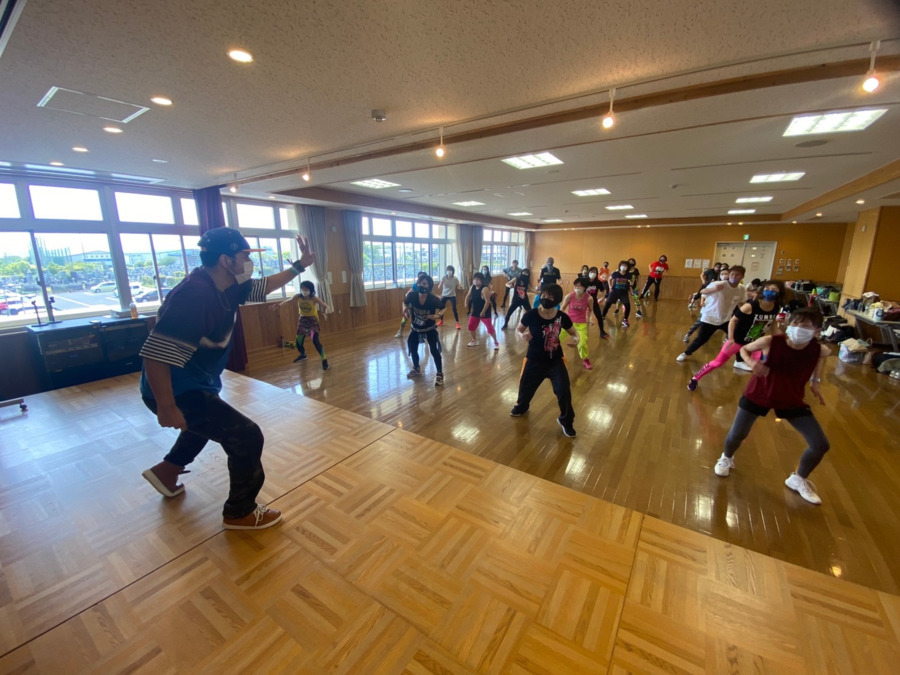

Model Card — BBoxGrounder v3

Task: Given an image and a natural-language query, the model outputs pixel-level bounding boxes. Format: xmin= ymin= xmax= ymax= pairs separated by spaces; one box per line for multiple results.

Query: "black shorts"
xmin=739 ymin=396 xmax=812 ymax=420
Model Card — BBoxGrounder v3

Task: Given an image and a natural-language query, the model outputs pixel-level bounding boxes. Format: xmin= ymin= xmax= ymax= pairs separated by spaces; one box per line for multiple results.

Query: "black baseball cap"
xmin=198 ymin=227 xmax=264 ymax=258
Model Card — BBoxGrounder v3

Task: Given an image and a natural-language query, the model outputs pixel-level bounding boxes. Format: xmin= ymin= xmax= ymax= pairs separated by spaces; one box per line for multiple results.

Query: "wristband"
xmin=809 ymin=377 xmax=821 ymax=383
xmin=290 ymin=260 xmax=305 ymax=275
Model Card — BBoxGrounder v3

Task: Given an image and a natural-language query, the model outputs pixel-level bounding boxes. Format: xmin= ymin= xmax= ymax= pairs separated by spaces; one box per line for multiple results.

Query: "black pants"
xmin=641 ymin=276 xmax=662 ymax=299
xmin=408 ymin=328 xmax=442 ymax=373
xmin=443 ymin=296 xmax=459 ymax=322
xmin=603 ymin=290 xmax=630 ymax=319
xmin=502 ymin=285 xmax=511 ymax=307
xmin=503 ymin=293 xmax=530 ymax=328
xmin=685 ymin=320 xmax=729 ymax=355
xmin=143 ymin=391 xmax=264 ymax=519
xmin=515 ymin=357 xmax=574 ymax=425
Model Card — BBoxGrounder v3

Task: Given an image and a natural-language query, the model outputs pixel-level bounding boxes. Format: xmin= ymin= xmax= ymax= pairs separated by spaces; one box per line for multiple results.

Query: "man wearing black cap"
xmin=139 ymin=227 xmax=314 ymax=530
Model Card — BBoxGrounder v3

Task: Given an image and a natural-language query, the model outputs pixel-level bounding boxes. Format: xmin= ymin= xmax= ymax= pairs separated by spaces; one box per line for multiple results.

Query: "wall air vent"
xmin=37 ymin=86 xmax=149 ymax=123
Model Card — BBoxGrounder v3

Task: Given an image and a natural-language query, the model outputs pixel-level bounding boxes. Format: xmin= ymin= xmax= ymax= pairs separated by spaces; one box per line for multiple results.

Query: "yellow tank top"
xmin=297 ymin=296 xmax=319 ymax=319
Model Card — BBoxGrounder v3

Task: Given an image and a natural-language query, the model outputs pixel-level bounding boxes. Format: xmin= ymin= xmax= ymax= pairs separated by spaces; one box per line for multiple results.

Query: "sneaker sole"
xmin=223 ymin=512 xmax=283 ymax=530
xmin=557 ymin=418 xmax=576 ymax=438
xmin=142 ymin=469 xmax=184 ymax=498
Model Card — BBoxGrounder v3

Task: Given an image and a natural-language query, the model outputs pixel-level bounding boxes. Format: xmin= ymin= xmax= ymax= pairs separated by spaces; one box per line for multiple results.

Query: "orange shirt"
xmin=598 ymin=266 xmax=610 ymax=281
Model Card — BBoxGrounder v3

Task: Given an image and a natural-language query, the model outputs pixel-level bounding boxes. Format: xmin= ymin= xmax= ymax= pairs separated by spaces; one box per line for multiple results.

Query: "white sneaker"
xmin=714 ymin=456 xmax=734 ymax=477
xmin=733 ymin=360 xmax=754 ymax=372
xmin=467 ymin=340 xmax=479 ymax=347
xmin=394 ymin=329 xmax=403 ymax=338
xmin=785 ymin=473 xmax=822 ymax=505
xmin=493 ymin=341 xmax=500 ymax=350
xmin=676 ymin=353 xmax=688 ymax=362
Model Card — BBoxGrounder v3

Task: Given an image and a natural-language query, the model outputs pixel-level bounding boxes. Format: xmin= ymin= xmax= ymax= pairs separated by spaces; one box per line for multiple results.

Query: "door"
xmin=714 ymin=241 xmax=776 ymax=280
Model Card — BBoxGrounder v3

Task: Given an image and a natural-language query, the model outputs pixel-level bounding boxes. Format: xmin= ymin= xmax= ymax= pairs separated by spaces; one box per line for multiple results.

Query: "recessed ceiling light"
xmin=152 ymin=158 xmax=168 ymax=163
xmin=351 ymin=179 xmax=401 ymax=189
xmin=72 ymin=146 xmax=88 ymax=153
xmin=855 ymin=199 xmax=865 ymax=205
xmin=49 ymin=161 xmax=64 ymax=166
xmin=508 ymin=212 xmax=533 ymax=216
xmin=816 ymin=212 xmax=823 ymax=217
xmin=150 ymin=96 xmax=173 ymax=106
xmin=268 ymin=195 xmax=276 ymax=199
xmin=728 ymin=209 xmax=756 ymax=215
xmin=783 ymin=109 xmax=887 ymax=136
xmin=543 ymin=218 xmax=563 ymax=223
xmin=228 ymin=49 xmax=254 ymax=63
xmin=453 ymin=201 xmax=485 ymax=207
xmin=397 ymin=188 xmax=414 ymax=193
xmin=605 ymin=204 xmax=633 ymax=210
xmin=625 ymin=214 xmax=648 ymax=219
xmin=103 ymin=126 xmax=123 ymax=134
xmin=572 ymin=188 xmax=610 ymax=197
xmin=750 ymin=172 xmax=805 ymax=183
xmin=501 ymin=152 xmax=563 ymax=169
xmin=735 ymin=196 xmax=773 ymax=203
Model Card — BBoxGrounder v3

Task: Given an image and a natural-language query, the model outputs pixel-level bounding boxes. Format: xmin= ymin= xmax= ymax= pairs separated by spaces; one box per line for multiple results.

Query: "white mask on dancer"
xmin=233 ymin=259 xmax=253 ymax=284
xmin=786 ymin=325 xmax=816 ymax=346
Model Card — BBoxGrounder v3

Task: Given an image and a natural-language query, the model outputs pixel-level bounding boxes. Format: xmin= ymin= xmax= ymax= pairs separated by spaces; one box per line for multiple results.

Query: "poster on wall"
xmin=702 ymin=259 xmax=710 ymax=269
xmin=785 ymin=261 xmax=793 ymax=271
xmin=693 ymin=258 xmax=702 ymax=269
xmin=684 ymin=258 xmax=694 ymax=268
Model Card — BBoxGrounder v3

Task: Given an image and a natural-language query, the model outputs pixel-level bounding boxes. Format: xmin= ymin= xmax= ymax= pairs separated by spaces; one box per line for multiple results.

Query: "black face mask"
xmin=417 ymin=285 xmax=429 ymax=293
xmin=539 ymin=298 xmax=556 ymax=309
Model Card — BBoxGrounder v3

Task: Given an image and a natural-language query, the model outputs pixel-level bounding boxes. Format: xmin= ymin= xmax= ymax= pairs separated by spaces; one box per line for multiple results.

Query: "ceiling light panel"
xmin=728 ymin=209 xmax=756 ymax=214
xmin=783 ymin=109 xmax=887 ymax=136
xmin=501 ymin=152 xmax=563 ymax=169
xmin=735 ymin=196 xmax=772 ymax=203
xmin=605 ymin=204 xmax=633 ymax=210
xmin=351 ymin=179 xmax=401 ymax=189
xmin=543 ymin=218 xmax=563 ymax=222
xmin=625 ymin=214 xmax=647 ymax=219
xmin=508 ymin=212 xmax=533 ymax=216
xmin=572 ymin=188 xmax=610 ymax=197
xmin=750 ymin=172 xmax=805 ymax=183
xmin=453 ymin=201 xmax=485 ymax=207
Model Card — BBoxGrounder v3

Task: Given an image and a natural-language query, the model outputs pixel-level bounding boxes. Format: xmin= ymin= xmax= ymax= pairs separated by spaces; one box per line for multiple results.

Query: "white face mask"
xmin=575 ymin=287 xmax=584 ymax=294
xmin=300 ymin=290 xmax=310 ymax=297
xmin=589 ymin=272 xmax=597 ymax=279
xmin=232 ymin=259 xmax=254 ymax=284
xmin=786 ymin=325 xmax=816 ymax=346
xmin=620 ymin=267 xmax=627 ymax=273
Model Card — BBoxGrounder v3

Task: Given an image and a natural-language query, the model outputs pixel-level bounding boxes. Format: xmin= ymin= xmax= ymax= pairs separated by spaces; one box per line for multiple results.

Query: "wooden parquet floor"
xmin=1 ymin=367 xmax=899 ymax=672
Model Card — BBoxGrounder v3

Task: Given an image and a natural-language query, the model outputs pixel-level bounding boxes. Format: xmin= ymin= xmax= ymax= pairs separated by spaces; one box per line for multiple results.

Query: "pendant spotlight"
xmin=229 ymin=173 xmax=238 ymax=193
xmin=862 ymin=40 xmax=881 ymax=93
xmin=301 ymin=158 xmax=311 ymax=182
xmin=435 ymin=127 xmax=446 ymax=158
xmin=602 ymin=88 xmax=616 ymax=129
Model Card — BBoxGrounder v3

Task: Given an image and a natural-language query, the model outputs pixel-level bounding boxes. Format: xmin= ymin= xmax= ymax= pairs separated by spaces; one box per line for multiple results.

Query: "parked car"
xmin=113 ymin=282 xmax=145 ymax=298
xmin=0 ymin=292 xmax=44 ymax=315
xmin=134 ymin=288 xmax=172 ymax=303
xmin=91 ymin=281 xmax=117 ymax=293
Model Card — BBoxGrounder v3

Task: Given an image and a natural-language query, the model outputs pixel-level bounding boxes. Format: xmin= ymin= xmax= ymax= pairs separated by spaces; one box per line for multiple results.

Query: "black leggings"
xmin=297 ymin=333 xmax=325 ymax=358
xmin=143 ymin=391 xmax=264 ymax=519
xmin=641 ymin=276 xmax=662 ymax=299
xmin=725 ymin=402 xmax=830 ymax=477
xmin=503 ymin=293 xmax=530 ymax=328
xmin=443 ymin=296 xmax=459 ymax=322
xmin=515 ymin=357 xmax=574 ymax=425
xmin=603 ymin=290 xmax=631 ymax=319
xmin=408 ymin=328 xmax=442 ymax=373
xmin=684 ymin=320 xmax=728 ymax=355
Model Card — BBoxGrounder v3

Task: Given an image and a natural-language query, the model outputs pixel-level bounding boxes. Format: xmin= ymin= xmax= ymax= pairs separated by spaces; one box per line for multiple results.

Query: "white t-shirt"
xmin=700 ymin=281 xmax=747 ymax=325
xmin=440 ymin=275 xmax=461 ymax=297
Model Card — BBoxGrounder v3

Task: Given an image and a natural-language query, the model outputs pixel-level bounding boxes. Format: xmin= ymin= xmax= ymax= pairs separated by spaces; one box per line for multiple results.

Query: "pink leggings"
xmin=693 ymin=342 xmax=760 ymax=381
xmin=467 ymin=315 xmax=496 ymax=335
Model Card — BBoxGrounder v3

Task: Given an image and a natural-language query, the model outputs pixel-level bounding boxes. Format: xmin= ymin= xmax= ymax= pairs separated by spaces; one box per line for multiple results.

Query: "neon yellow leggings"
xmin=560 ymin=322 xmax=589 ymax=359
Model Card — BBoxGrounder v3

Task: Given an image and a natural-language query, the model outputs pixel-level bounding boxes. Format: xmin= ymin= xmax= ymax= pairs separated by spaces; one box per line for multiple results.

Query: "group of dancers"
xmin=139 ymin=228 xmax=833 ymax=533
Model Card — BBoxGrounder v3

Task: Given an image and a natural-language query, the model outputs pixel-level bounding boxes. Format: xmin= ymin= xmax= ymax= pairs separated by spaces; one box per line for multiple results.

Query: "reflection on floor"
xmin=1 ymin=374 xmax=897 ymax=672
xmin=246 ymin=301 xmax=900 ymax=596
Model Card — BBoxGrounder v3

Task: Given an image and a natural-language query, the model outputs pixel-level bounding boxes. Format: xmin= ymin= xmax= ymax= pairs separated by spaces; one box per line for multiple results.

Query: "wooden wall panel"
xmin=840 ymin=209 xmax=879 ymax=300
xmin=867 ymin=206 xmax=900 ymax=301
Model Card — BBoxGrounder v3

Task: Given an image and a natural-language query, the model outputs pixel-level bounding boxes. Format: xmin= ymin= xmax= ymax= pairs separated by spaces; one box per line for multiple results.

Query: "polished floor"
xmin=1 ymin=373 xmax=898 ymax=672
xmin=246 ymin=300 xmax=900 ymax=596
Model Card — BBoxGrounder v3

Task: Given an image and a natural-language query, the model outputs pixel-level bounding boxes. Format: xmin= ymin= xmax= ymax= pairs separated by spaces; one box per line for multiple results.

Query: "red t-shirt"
xmin=745 ymin=335 xmax=821 ymax=410
xmin=649 ymin=260 xmax=669 ymax=279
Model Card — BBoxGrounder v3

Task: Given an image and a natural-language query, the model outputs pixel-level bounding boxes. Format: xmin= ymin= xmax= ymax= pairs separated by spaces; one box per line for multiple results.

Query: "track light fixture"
xmin=301 ymin=158 xmax=311 ymax=182
xmin=862 ymin=40 xmax=881 ymax=93
xmin=435 ymin=127 xmax=446 ymax=158
xmin=602 ymin=88 xmax=616 ymax=129
xmin=229 ymin=173 xmax=238 ymax=193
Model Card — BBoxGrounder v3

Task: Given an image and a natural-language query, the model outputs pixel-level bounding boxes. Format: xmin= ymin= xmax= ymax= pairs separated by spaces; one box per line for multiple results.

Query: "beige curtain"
xmin=456 ymin=224 xmax=472 ymax=287
xmin=471 ymin=225 xmax=484 ymax=274
xmin=524 ymin=231 xmax=535 ymax=271
xmin=297 ymin=205 xmax=333 ymax=312
xmin=342 ymin=210 xmax=368 ymax=307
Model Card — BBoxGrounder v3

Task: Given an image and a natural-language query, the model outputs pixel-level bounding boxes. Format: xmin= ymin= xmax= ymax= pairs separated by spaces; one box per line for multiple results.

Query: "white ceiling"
xmin=1 ymin=0 xmax=899 ymax=228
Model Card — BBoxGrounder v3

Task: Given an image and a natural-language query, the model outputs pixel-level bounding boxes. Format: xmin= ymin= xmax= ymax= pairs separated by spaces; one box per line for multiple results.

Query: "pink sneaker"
xmin=583 ymin=358 xmax=593 ymax=370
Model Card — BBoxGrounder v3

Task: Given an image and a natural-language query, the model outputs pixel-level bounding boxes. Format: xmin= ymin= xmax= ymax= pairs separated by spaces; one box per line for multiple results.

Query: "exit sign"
xmin=743 ymin=234 xmax=750 ymax=240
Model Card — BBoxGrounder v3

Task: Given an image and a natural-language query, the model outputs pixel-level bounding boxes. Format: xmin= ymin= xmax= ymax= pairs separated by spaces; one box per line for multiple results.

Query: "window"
xmin=0 ymin=232 xmax=37 ymax=322
xmin=480 ymin=228 xmax=523 ymax=275
xmin=32 ymin=233 xmax=118 ymax=318
xmin=115 ymin=192 xmax=175 ymax=224
xmin=360 ymin=215 xmax=457 ymax=289
xmin=181 ymin=198 xmax=199 ymax=225
xmin=0 ymin=184 xmax=20 ymax=218
xmin=236 ymin=203 xmax=276 ymax=229
xmin=29 ymin=185 xmax=103 ymax=221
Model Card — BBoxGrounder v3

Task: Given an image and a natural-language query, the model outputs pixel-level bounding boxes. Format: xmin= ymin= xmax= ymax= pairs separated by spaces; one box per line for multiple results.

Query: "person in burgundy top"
xmin=639 ymin=254 xmax=669 ymax=301
xmin=713 ymin=308 xmax=830 ymax=504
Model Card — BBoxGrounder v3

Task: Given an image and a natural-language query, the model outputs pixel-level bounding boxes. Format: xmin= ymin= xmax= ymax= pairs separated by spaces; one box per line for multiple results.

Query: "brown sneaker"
xmin=142 ymin=461 xmax=188 ymax=498
xmin=223 ymin=505 xmax=282 ymax=530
